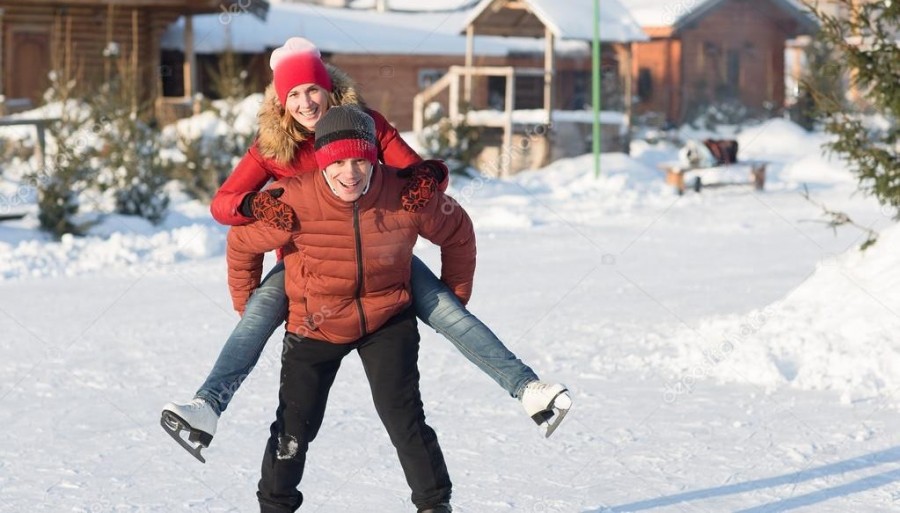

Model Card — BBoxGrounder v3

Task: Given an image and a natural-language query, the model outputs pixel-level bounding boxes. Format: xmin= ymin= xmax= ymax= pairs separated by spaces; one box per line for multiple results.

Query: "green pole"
xmin=592 ymin=0 xmax=601 ymax=178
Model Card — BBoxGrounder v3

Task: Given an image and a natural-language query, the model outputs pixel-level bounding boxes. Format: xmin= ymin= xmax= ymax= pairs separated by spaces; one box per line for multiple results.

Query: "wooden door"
xmin=6 ymin=29 xmax=51 ymax=108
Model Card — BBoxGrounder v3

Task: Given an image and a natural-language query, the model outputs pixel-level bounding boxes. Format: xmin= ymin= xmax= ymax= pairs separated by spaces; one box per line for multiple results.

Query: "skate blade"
xmin=541 ymin=404 xmax=570 ymax=438
xmin=160 ymin=411 xmax=208 ymax=463
xmin=531 ymin=390 xmax=572 ymax=438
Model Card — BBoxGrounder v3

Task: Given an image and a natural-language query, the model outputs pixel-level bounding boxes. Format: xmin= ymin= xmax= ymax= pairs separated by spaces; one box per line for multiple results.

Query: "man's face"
xmin=323 ymin=158 xmax=373 ymax=202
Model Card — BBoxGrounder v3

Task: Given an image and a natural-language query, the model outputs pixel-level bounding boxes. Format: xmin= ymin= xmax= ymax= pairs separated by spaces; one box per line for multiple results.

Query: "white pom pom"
xmin=270 ymin=37 xmax=321 ymax=70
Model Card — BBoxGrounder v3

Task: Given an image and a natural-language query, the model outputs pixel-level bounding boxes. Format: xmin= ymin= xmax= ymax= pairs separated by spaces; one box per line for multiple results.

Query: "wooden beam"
xmin=502 ymin=68 xmax=514 ymax=176
xmin=543 ymin=26 xmax=554 ymax=126
xmin=131 ymin=8 xmax=138 ymax=114
xmin=0 ymin=8 xmax=4 ymax=99
xmin=183 ymin=14 xmax=195 ymax=98
xmin=65 ymin=13 xmax=72 ymax=83
xmin=105 ymin=3 xmax=114 ymax=82
xmin=464 ymin=24 xmax=473 ymax=103
xmin=623 ymin=43 xmax=633 ymax=149
xmin=542 ymin=26 xmax=554 ymax=167
xmin=11 ymin=0 xmax=219 ymax=9
xmin=449 ymin=71 xmax=459 ymax=122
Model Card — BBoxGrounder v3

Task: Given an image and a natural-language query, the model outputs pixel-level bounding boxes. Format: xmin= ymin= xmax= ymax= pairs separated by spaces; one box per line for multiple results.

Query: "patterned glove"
xmin=239 ymin=188 xmax=294 ymax=231
xmin=398 ymin=160 xmax=448 ymax=213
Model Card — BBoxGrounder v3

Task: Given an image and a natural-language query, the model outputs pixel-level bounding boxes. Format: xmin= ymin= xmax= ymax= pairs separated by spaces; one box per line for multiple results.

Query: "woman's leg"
xmin=410 ymin=255 xmax=538 ymax=399
xmin=195 ymin=261 xmax=288 ymax=415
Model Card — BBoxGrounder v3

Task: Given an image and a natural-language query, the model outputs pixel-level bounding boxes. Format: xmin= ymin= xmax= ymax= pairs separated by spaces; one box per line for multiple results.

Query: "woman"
xmin=230 ymin=105 xmax=467 ymax=512
xmin=160 ymin=38 xmax=571 ymax=462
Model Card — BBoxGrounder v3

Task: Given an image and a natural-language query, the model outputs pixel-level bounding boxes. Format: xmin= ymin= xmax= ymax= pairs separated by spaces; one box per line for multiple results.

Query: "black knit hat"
xmin=314 ymin=106 xmax=378 ymax=170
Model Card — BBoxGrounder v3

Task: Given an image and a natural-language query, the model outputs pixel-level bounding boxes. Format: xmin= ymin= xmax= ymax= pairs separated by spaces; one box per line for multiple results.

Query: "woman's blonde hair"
xmin=278 ymin=86 xmax=349 ymax=143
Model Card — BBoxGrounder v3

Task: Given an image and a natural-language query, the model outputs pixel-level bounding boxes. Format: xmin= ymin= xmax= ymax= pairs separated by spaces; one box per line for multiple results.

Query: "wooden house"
xmin=158 ymin=1 xmax=619 ymax=133
xmin=0 ymin=0 xmax=263 ymax=115
xmin=621 ymin=0 xmax=817 ymax=124
xmin=158 ymin=0 xmax=646 ymax=174
xmin=421 ymin=0 xmax=647 ymax=173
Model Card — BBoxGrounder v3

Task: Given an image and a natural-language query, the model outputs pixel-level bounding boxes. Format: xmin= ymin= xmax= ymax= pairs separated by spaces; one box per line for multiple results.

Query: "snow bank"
xmin=449 ymin=152 xmax=674 ymax=230
xmin=465 ymin=109 xmax=627 ymax=126
xmin=0 ymin=150 xmax=674 ymax=281
xmin=736 ymin=118 xmax=830 ymax=162
xmin=0 ymin=223 xmax=224 ymax=281
xmin=777 ymin=151 xmax=856 ymax=186
xmin=162 ymin=95 xmax=262 ymax=141
xmin=662 ymin=223 xmax=900 ymax=404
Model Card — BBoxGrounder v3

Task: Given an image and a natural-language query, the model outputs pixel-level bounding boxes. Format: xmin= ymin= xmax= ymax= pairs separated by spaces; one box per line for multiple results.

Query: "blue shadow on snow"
xmin=584 ymin=446 xmax=900 ymax=513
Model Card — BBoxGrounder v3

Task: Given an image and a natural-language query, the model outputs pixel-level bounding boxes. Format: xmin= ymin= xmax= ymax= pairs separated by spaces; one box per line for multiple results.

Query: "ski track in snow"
xmin=2 ymin=132 xmax=900 ymax=511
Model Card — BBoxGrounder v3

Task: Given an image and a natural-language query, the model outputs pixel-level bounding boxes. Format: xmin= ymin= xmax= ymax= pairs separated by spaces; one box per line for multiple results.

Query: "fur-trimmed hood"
xmin=256 ymin=64 xmax=367 ymax=165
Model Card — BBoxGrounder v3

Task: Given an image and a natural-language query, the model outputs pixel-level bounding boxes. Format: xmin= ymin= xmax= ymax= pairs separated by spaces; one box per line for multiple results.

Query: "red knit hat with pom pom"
xmin=270 ymin=37 xmax=333 ymax=106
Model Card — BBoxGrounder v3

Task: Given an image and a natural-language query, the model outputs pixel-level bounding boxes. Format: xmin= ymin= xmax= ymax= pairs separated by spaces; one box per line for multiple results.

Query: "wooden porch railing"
xmin=413 ymin=65 xmax=544 ymax=176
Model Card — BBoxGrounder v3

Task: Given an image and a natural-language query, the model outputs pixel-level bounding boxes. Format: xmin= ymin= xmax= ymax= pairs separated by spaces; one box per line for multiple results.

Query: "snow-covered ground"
xmin=2 ymin=119 xmax=899 ymax=512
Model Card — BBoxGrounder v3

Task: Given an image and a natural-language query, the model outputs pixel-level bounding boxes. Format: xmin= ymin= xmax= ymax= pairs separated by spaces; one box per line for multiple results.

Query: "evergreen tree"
xmin=35 ymin=72 xmax=98 ymax=238
xmin=169 ymin=49 xmax=256 ymax=201
xmin=804 ymin=0 xmax=899 ymax=223
xmin=419 ymin=102 xmax=482 ymax=175
xmin=90 ymin=52 xmax=172 ymax=225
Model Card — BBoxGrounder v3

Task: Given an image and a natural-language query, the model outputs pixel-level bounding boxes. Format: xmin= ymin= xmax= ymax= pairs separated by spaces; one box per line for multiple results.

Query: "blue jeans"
xmin=408 ymin=256 xmax=537 ymax=398
xmin=195 ymin=256 xmax=538 ymax=415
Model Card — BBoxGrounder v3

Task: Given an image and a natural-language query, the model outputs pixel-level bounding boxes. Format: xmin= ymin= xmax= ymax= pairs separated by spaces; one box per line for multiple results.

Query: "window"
xmin=726 ymin=49 xmax=741 ymax=92
xmin=637 ymin=67 xmax=653 ymax=101
xmin=563 ymin=70 xmax=590 ymax=109
xmin=486 ymin=75 xmax=544 ymax=110
xmin=418 ymin=69 xmax=446 ymax=90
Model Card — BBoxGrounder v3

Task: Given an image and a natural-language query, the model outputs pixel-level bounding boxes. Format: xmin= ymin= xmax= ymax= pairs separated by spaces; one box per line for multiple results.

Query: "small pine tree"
xmin=419 ymin=102 xmax=482 ymax=175
xmin=169 ymin=49 xmax=256 ymax=201
xmin=91 ymin=51 xmax=172 ymax=224
xmin=171 ymin=129 xmax=249 ymax=203
xmin=35 ymin=70 xmax=97 ymax=238
xmin=206 ymin=48 xmax=261 ymax=101
xmin=790 ymin=31 xmax=845 ymax=131
xmin=109 ymin=118 xmax=172 ymax=225
xmin=804 ymin=0 xmax=899 ymax=222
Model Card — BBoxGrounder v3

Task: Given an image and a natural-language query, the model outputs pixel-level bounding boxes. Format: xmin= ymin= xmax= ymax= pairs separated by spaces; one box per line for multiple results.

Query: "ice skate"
xmin=160 ymin=398 xmax=218 ymax=463
xmin=521 ymin=381 xmax=572 ymax=438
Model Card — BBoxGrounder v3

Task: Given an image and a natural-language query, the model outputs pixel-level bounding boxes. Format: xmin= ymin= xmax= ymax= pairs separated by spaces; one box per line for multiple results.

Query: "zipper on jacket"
xmin=352 ymin=201 xmax=368 ymax=337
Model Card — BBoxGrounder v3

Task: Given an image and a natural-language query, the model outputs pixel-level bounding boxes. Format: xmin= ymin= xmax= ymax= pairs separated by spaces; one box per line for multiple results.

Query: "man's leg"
xmin=257 ymin=333 xmax=351 ymax=513
xmin=357 ymin=309 xmax=452 ymax=511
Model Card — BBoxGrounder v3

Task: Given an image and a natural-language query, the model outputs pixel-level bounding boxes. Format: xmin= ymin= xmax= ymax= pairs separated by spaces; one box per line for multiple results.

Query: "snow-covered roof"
xmin=617 ymin=0 xmax=689 ymax=28
xmin=347 ymin=0 xmax=477 ymax=11
xmin=462 ymin=0 xmax=648 ymax=43
xmin=161 ymin=1 xmax=589 ymax=55
xmin=618 ymin=0 xmax=816 ymax=34
xmin=269 ymin=0 xmax=477 ymax=11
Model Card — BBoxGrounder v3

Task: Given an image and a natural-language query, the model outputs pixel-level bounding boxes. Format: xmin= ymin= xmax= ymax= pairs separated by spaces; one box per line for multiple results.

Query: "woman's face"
xmin=284 ymin=83 xmax=329 ymax=130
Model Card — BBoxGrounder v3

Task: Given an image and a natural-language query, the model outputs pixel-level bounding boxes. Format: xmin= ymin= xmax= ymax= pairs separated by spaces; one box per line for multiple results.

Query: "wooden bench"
xmin=0 ymin=212 xmax=27 ymax=222
xmin=658 ymin=160 xmax=767 ymax=195
xmin=0 ymin=116 xmax=60 ymax=174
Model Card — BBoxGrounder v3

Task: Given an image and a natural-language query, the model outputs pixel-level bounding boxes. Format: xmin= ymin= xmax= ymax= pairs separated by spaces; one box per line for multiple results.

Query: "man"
xmin=226 ymin=106 xmax=473 ymax=512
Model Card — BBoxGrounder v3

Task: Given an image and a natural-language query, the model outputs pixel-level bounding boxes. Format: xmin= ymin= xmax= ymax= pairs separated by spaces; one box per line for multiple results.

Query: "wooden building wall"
xmin=632 ymin=36 xmax=681 ymax=122
xmin=632 ymin=0 xmax=801 ymax=124
xmin=678 ymin=0 xmax=790 ymax=120
xmin=0 ymin=2 xmax=185 ymax=112
xmin=329 ymin=52 xmax=594 ymax=131
xmin=159 ymin=48 xmax=598 ymax=131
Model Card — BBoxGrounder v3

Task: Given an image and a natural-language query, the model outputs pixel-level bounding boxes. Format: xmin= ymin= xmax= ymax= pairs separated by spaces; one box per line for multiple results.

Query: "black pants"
xmin=257 ymin=309 xmax=452 ymax=512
